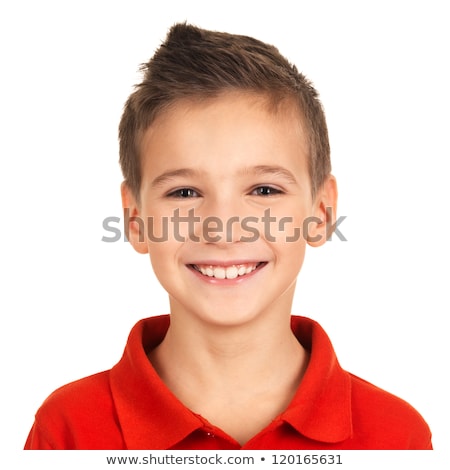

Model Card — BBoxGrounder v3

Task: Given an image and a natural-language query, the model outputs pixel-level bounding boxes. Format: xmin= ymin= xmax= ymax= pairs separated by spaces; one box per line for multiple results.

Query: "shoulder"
xmin=291 ymin=316 xmax=432 ymax=449
xmin=349 ymin=373 xmax=432 ymax=449
xmin=26 ymin=370 xmax=125 ymax=449
xmin=40 ymin=370 xmax=112 ymax=409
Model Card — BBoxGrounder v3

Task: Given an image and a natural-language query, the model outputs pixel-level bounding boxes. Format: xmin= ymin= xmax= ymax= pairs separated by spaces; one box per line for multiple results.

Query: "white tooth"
xmin=197 ymin=263 xmax=261 ymax=278
xmin=225 ymin=266 xmax=238 ymax=279
xmin=237 ymin=265 xmax=246 ymax=276
xmin=213 ymin=267 xmax=226 ymax=279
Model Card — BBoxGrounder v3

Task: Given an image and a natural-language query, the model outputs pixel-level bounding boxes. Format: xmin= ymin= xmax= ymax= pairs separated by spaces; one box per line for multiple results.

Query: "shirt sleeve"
xmin=24 ymin=421 xmax=55 ymax=450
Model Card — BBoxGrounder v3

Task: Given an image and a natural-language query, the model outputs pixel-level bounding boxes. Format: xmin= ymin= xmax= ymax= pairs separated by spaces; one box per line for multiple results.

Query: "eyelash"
xmin=166 ymin=185 xmax=284 ymax=199
xmin=167 ymin=188 xmax=201 ymax=198
xmin=251 ymin=186 xmax=283 ymax=196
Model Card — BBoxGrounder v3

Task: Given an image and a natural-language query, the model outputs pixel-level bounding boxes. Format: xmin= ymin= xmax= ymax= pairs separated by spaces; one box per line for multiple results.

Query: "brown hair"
xmin=119 ymin=22 xmax=331 ymax=201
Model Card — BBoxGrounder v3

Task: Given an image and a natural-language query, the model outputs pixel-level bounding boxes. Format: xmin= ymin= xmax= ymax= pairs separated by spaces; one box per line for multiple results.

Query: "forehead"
xmin=139 ymin=91 xmax=310 ymax=177
xmin=145 ymin=90 xmax=306 ymax=136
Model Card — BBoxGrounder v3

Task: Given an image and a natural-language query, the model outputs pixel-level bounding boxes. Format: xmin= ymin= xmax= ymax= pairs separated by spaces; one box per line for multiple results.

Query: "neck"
xmin=149 ymin=307 xmax=308 ymax=398
xmin=148 ymin=307 xmax=309 ymax=445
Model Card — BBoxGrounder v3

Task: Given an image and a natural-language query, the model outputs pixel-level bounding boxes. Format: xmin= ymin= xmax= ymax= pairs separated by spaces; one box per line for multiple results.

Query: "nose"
xmin=192 ymin=195 xmax=258 ymax=245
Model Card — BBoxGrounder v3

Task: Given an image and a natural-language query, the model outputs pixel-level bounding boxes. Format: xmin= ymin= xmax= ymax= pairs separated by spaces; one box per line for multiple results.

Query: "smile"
xmin=190 ymin=262 xmax=265 ymax=280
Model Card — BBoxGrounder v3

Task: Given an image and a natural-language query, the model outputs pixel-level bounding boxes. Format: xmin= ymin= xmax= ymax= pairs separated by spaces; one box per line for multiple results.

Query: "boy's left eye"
xmin=251 ymin=186 xmax=283 ymax=196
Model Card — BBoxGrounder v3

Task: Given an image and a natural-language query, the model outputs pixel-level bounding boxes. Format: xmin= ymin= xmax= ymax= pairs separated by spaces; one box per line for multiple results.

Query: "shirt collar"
xmin=280 ymin=316 xmax=352 ymax=443
xmin=110 ymin=315 xmax=204 ymax=449
xmin=110 ymin=315 xmax=352 ymax=449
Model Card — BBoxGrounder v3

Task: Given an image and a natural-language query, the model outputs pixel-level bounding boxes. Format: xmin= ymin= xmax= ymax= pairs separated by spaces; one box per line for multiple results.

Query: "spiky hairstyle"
xmin=119 ymin=23 xmax=331 ymax=201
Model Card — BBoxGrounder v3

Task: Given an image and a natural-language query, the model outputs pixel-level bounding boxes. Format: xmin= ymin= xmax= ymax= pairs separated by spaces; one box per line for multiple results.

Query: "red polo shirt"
xmin=24 ymin=315 xmax=432 ymax=449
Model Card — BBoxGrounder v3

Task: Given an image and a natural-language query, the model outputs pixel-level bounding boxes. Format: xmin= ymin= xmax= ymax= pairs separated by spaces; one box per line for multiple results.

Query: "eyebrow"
xmin=151 ymin=168 xmax=204 ymax=188
xmin=242 ymin=165 xmax=298 ymax=184
xmin=150 ymin=165 xmax=298 ymax=188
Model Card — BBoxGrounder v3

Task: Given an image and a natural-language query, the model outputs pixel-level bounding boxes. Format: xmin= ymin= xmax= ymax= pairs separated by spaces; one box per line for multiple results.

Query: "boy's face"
xmin=123 ymin=92 xmax=336 ymax=328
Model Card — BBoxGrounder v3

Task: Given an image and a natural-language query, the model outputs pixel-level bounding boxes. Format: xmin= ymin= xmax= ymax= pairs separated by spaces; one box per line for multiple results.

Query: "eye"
xmin=167 ymin=187 xmax=200 ymax=198
xmin=251 ymin=186 xmax=283 ymax=196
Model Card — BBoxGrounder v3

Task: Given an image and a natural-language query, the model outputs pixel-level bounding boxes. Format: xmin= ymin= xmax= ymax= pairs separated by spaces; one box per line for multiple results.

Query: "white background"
xmin=1 ymin=0 xmax=449 ymax=459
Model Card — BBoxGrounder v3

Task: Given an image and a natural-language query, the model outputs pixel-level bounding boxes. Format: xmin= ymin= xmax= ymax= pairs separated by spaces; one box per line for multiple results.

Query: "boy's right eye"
xmin=167 ymin=188 xmax=200 ymax=198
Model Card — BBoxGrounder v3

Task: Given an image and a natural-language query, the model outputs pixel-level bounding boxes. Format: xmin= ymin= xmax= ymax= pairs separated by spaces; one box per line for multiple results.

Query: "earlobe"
xmin=306 ymin=175 xmax=338 ymax=248
xmin=121 ymin=182 xmax=148 ymax=254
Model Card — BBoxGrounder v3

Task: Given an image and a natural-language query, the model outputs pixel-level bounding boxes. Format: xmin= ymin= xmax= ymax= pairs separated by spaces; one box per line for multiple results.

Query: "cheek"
xmin=263 ymin=204 xmax=311 ymax=245
xmin=143 ymin=204 xmax=200 ymax=245
xmin=147 ymin=241 xmax=181 ymax=292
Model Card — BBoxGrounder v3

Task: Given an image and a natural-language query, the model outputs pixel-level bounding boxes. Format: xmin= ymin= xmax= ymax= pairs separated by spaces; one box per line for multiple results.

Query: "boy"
xmin=25 ymin=23 xmax=432 ymax=450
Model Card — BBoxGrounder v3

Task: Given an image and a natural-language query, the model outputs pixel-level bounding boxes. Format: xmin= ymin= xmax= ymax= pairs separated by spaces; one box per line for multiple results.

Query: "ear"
xmin=306 ymin=175 xmax=338 ymax=248
xmin=121 ymin=182 xmax=148 ymax=254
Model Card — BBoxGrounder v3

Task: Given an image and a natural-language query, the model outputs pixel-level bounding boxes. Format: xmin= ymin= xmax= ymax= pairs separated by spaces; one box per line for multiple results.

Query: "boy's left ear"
xmin=306 ymin=175 xmax=338 ymax=248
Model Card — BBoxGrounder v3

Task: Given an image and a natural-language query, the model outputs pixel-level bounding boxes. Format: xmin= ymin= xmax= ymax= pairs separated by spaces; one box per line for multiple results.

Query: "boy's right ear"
xmin=120 ymin=182 xmax=148 ymax=254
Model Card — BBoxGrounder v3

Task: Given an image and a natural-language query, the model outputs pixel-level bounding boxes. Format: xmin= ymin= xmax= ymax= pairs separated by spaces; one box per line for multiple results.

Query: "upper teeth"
xmin=195 ymin=264 xmax=258 ymax=279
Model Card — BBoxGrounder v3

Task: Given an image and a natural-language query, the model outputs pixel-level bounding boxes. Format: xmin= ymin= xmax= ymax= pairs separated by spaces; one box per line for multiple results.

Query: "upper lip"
xmin=187 ymin=260 xmax=266 ymax=267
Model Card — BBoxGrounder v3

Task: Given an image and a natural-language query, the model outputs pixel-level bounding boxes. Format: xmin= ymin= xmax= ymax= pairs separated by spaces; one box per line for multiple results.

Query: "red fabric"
xmin=24 ymin=315 xmax=432 ymax=450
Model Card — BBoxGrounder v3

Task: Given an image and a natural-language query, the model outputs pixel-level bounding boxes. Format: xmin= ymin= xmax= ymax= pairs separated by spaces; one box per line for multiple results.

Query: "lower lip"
xmin=187 ymin=263 xmax=267 ymax=285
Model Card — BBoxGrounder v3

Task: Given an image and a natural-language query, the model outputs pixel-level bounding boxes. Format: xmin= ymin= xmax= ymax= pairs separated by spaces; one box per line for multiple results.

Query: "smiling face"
xmin=122 ymin=92 xmax=337 ymax=328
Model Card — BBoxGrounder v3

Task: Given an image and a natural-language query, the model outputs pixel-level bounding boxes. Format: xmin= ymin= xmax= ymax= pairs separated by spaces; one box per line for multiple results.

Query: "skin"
xmin=122 ymin=91 xmax=338 ymax=444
